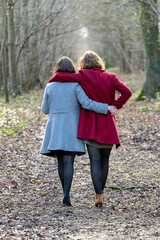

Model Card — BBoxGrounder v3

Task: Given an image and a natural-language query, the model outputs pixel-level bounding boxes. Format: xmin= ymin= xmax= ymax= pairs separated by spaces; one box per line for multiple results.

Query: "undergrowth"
xmin=0 ymin=76 xmax=160 ymax=137
xmin=0 ymin=90 xmax=43 ymax=136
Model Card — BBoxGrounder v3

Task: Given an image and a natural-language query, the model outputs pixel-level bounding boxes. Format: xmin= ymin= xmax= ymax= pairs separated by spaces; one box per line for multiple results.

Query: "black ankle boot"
xmin=63 ymin=197 xmax=72 ymax=207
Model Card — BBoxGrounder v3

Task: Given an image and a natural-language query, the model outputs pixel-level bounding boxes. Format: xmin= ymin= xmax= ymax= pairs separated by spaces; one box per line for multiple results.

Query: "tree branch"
xmin=16 ymin=26 xmax=80 ymax=63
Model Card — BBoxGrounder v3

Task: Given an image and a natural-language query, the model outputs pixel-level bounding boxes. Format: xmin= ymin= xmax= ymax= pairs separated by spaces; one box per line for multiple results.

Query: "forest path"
xmin=0 ymin=100 xmax=160 ymax=240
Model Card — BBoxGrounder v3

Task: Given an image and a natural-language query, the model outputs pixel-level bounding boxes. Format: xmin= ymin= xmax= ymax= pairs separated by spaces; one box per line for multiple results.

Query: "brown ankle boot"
xmin=96 ymin=191 xmax=104 ymax=202
xmin=102 ymin=190 xmax=104 ymax=202
xmin=95 ymin=194 xmax=103 ymax=207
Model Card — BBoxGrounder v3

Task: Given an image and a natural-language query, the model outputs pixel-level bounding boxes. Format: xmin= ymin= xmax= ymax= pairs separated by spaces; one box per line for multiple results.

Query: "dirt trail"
xmin=0 ymin=101 xmax=160 ymax=240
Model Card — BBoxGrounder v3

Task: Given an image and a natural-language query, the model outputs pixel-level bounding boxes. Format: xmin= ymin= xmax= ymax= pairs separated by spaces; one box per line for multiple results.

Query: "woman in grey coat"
xmin=40 ymin=57 xmax=116 ymax=206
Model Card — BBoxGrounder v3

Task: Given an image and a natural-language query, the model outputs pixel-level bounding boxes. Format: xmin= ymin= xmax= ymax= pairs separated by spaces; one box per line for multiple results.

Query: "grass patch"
xmin=136 ymin=89 xmax=145 ymax=101
xmin=0 ymin=90 xmax=43 ymax=137
xmin=137 ymin=106 xmax=153 ymax=112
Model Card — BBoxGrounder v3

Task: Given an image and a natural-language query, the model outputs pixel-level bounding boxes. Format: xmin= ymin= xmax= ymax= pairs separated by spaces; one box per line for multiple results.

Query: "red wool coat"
xmin=49 ymin=68 xmax=132 ymax=148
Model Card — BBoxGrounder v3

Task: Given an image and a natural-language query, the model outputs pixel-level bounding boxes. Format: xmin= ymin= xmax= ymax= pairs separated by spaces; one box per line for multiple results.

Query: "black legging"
xmin=57 ymin=154 xmax=75 ymax=199
xmin=87 ymin=145 xmax=112 ymax=194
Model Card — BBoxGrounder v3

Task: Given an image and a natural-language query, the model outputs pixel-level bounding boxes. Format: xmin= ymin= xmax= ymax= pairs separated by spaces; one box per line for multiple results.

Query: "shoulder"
xmin=102 ymin=72 xmax=118 ymax=83
xmin=47 ymin=82 xmax=79 ymax=90
xmin=50 ymin=82 xmax=79 ymax=87
xmin=45 ymin=82 xmax=54 ymax=89
xmin=103 ymin=71 xmax=116 ymax=78
xmin=44 ymin=82 xmax=55 ymax=92
xmin=80 ymin=68 xmax=115 ymax=76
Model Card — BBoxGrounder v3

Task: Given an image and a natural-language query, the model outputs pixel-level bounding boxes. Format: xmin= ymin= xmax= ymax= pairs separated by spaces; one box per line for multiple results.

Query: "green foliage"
xmin=0 ymin=90 xmax=43 ymax=136
xmin=0 ymin=107 xmax=33 ymax=136
xmin=156 ymin=86 xmax=160 ymax=93
xmin=136 ymin=89 xmax=145 ymax=101
xmin=137 ymin=106 xmax=153 ymax=112
xmin=154 ymin=92 xmax=160 ymax=110
xmin=136 ymin=89 xmax=160 ymax=110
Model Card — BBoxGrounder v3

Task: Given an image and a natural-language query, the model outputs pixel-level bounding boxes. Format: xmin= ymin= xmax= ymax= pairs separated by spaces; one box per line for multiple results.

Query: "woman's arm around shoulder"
xmin=75 ymin=84 xmax=108 ymax=114
xmin=48 ymin=72 xmax=83 ymax=83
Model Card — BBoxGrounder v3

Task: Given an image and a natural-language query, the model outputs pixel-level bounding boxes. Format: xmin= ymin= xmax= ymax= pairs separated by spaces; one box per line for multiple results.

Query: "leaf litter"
xmin=0 ymin=91 xmax=160 ymax=240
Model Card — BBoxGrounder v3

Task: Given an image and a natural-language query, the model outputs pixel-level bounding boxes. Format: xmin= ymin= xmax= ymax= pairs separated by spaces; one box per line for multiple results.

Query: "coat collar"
xmin=80 ymin=68 xmax=105 ymax=72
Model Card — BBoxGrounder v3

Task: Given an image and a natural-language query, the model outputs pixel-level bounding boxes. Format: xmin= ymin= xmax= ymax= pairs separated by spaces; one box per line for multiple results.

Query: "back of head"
xmin=78 ymin=51 xmax=105 ymax=70
xmin=54 ymin=57 xmax=76 ymax=74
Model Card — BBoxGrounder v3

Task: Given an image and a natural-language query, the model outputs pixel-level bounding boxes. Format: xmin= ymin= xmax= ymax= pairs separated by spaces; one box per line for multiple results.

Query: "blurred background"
xmin=0 ymin=0 xmax=160 ymax=101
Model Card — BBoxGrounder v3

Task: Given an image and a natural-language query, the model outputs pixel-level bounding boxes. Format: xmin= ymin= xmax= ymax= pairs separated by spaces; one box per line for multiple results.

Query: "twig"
xmin=105 ymin=185 xmax=157 ymax=191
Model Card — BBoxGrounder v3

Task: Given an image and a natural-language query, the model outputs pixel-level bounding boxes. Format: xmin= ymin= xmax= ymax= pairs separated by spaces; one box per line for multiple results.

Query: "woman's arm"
xmin=112 ymin=75 xmax=132 ymax=109
xmin=49 ymin=72 xmax=82 ymax=83
xmin=41 ymin=85 xmax=49 ymax=114
xmin=75 ymin=85 xmax=108 ymax=114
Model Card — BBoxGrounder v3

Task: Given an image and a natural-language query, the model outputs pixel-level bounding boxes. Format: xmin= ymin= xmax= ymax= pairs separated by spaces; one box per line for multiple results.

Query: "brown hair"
xmin=78 ymin=51 xmax=105 ymax=70
xmin=54 ymin=57 xmax=76 ymax=74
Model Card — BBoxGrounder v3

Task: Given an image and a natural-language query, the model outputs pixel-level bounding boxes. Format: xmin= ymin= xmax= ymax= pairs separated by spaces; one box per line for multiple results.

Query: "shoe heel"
xmin=97 ymin=203 xmax=102 ymax=208
xmin=94 ymin=194 xmax=103 ymax=207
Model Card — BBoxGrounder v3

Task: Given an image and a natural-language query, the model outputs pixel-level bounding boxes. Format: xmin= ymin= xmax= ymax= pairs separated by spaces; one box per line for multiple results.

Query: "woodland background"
xmin=0 ymin=0 xmax=160 ymax=100
xmin=0 ymin=1 xmax=160 ymax=239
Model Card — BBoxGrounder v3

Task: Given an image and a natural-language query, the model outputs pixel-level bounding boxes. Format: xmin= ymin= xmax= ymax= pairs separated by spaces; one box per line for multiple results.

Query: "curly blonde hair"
xmin=78 ymin=51 xmax=105 ymax=70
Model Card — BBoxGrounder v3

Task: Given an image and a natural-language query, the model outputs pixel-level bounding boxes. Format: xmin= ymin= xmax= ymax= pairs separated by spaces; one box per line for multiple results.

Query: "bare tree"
xmin=13 ymin=0 xmax=80 ymax=90
xmin=137 ymin=0 xmax=160 ymax=99
xmin=1 ymin=0 xmax=157 ymax=97
xmin=7 ymin=0 xmax=20 ymax=97
xmin=80 ymin=0 xmax=144 ymax=72
xmin=1 ymin=0 xmax=9 ymax=102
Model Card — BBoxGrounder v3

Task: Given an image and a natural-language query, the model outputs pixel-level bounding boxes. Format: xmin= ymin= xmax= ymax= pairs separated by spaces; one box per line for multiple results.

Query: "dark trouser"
xmin=86 ymin=145 xmax=112 ymax=194
xmin=57 ymin=154 xmax=75 ymax=199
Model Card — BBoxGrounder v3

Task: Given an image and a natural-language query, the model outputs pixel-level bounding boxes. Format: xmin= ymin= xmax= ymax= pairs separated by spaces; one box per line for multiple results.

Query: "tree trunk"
xmin=2 ymin=45 xmax=9 ymax=103
xmin=7 ymin=0 xmax=20 ymax=97
xmin=0 ymin=42 xmax=3 ymax=89
xmin=139 ymin=0 xmax=160 ymax=98
xmin=119 ymin=33 xmax=132 ymax=74
xmin=1 ymin=0 xmax=9 ymax=103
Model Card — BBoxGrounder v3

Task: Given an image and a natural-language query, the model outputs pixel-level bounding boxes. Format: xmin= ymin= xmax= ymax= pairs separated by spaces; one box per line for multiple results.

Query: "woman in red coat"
xmin=49 ymin=51 xmax=132 ymax=207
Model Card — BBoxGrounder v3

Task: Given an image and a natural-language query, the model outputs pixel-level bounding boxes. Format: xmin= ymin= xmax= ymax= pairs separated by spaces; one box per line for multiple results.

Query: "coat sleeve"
xmin=112 ymin=75 xmax=132 ymax=109
xmin=75 ymin=85 xmax=108 ymax=114
xmin=41 ymin=85 xmax=49 ymax=114
xmin=49 ymin=72 xmax=82 ymax=83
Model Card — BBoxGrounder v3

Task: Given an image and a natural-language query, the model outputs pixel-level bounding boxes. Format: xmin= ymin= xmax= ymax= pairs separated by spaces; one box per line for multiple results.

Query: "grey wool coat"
xmin=40 ymin=82 xmax=108 ymax=156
